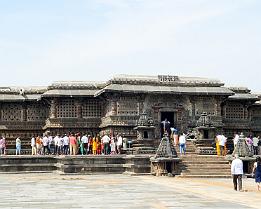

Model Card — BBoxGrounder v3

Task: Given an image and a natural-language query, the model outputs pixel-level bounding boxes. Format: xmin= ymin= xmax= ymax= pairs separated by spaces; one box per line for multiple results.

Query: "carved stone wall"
xmin=1 ymin=103 xmax=22 ymax=121
xmin=82 ymin=99 xmax=102 ymax=118
xmin=224 ymin=102 xmax=245 ymax=119
xmin=56 ymin=99 xmax=77 ymax=118
xmin=194 ymin=96 xmax=216 ymax=116
xmin=27 ymin=103 xmax=48 ymax=121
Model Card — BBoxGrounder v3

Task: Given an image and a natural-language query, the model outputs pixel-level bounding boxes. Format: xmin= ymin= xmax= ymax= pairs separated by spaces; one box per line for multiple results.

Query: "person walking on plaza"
xmin=252 ymin=156 xmax=261 ymax=191
xmin=179 ymin=133 xmax=186 ymax=155
xmin=31 ymin=136 xmax=36 ymax=155
xmin=16 ymin=137 xmax=21 ymax=155
xmin=231 ymin=154 xmax=243 ymax=191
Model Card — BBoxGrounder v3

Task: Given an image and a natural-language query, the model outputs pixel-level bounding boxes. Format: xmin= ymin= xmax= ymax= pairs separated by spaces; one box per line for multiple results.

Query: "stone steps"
xmin=176 ymin=140 xmax=231 ymax=178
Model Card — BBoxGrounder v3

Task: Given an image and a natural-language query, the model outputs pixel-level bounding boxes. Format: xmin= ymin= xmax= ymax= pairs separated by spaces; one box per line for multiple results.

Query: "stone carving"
xmin=196 ymin=112 xmax=213 ymax=127
xmin=232 ymin=133 xmax=253 ymax=157
xmin=137 ymin=112 xmax=154 ymax=126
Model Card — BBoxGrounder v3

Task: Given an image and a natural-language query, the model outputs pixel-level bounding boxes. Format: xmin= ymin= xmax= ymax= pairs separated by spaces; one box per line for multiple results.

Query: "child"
xmin=110 ymin=139 xmax=116 ymax=155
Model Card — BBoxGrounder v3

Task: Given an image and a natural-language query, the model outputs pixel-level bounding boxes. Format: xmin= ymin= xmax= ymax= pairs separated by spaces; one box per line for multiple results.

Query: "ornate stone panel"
xmin=195 ymin=96 xmax=216 ymax=116
xmin=27 ymin=103 xmax=48 ymax=121
xmin=1 ymin=103 xmax=22 ymax=121
xmin=225 ymin=102 xmax=244 ymax=119
xmin=82 ymin=99 xmax=102 ymax=118
xmin=116 ymin=96 xmax=139 ymax=116
xmin=56 ymin=99 xmax=77 ymax=118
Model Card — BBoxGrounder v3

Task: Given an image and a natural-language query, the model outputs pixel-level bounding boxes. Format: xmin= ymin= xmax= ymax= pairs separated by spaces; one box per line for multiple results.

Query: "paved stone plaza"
xmin=0 ymin=174 xmax=260 ymax=209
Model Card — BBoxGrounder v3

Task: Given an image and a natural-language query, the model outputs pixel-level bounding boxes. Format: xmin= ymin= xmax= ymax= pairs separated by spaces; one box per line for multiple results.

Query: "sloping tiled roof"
xmin=95 ymin=84 xmax=234 ymax=96
xmin=42 ymin=89 xmax=98 ymax=97
xmin=228 ymin=93 xmax=259 ymax=100
xmin=0 ymin=94 xmax=41 ymax=101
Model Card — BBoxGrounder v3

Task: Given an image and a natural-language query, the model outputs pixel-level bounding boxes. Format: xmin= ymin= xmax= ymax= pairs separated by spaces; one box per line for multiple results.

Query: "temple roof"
xmin=228 ymin=93 xmax=259 ymax=101
xmin=42 ymin=89 xmax=98 ymax=97
xmin=48 ymin=81 xmax=106 ymax=90
xmin=0 ymin=94 xmax=41 ymax=102
xmin=95 ymin=84 xmax=234 ymax=96
xmin=109 ymin=74 xmax=224 ymax=87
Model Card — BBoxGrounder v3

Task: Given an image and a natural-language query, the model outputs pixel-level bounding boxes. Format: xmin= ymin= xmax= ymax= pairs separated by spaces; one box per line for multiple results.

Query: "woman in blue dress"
xmin=252 ymin=156 xmax=261 ymax=191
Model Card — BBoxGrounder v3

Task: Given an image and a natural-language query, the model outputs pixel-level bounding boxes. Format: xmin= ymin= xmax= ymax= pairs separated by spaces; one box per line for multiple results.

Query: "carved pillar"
xmin=215 ymin=97 xmax=222 ymax=117
xmin=189 ymin=96 xmax=196 ymax=120
xmin=50 ymin=98 xmax=57 ymax=119
xmin=111 ymin=100 xmax=117 ymax=116
xmin=76 ymin=99 xmax=82 ymax=118
xmin=21 ymin=104 xmax=27 ymax=121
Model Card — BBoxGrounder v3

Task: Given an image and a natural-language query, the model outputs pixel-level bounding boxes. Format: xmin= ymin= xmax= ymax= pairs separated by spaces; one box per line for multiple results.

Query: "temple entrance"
xmin=160 ymin=111 xmax=175 ymax=137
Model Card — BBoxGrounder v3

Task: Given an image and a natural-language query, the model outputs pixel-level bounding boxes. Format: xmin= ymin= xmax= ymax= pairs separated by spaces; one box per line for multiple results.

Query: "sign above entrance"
xmin=158 ymin=75 xmax=179 ymax=83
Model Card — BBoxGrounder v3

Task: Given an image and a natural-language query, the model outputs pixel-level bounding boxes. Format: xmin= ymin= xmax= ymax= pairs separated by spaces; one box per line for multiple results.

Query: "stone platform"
xmin=0 ymin=155 xmax=153 ymax=175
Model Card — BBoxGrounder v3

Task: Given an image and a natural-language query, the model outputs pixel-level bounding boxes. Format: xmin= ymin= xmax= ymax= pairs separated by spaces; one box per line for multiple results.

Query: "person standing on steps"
xmin=179 ymin=133 xmax=186 ymax=155
xmin=231 ymin=154 xmax=243 ymax=191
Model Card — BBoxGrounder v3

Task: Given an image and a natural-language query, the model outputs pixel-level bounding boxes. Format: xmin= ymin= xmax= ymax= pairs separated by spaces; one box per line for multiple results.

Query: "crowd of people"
xmin=215 ymin=133 xmax=261 ymax=156
xmin=1 ymin=133 xmax=123 ymax=156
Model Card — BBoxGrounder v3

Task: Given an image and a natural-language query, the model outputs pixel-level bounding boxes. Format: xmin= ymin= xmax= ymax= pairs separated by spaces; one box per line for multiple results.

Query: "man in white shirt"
xmin=42 ymin=135 xmax=49 ymax=155
xmin=179 ymin=133 xmax=186 ymax=155
xmin=218 ymin=134 xmax=227 ymax=156
xmin=231 ymin=154 xmax=243 ymax=191
xmin=233 ymin=134 xmax=239 ymax=149
xmin=102 ymin=134 xmax=110 ymax=155
xmin=253 ymin=136 xmax=259 ymax=155
xmin=63 ymin=134 xmax=69 ymax=155
xmin=54 ymin=134 xmax=60 ymax=155
xmin=81 ymin=134 xmax=88 ymax=155
xmin=57 ymin=135 xmax=64 ymax=155
xmin=116 ymin=134 xmax=123 ymax=154
xmin=31 ymin=136 xmax=36 ymax=155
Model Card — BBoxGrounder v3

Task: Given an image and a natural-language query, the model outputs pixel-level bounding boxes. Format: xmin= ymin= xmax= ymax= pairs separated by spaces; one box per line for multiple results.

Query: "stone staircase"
xmin=132 ymin=139 xmax=159 ymax=154
xmin=177 ymin=141 xmax=231 ymax=178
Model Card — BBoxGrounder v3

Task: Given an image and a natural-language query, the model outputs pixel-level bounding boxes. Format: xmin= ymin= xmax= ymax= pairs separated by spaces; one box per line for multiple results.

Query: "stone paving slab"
xmin=0 ymin=174 xmax=260 ymax=209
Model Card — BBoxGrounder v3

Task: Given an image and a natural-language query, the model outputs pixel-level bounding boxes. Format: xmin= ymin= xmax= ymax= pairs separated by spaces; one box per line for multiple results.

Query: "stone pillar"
xmin=50 ymin=98 xmax=57 ymax=119
xmin=111 ymin=100 xmax=117 ymax=116
xmin=76 ymin=99 xmax=82 ymax=118
xmin=215 ymin=97 xmax=222 ymax=116
xmin=21 ymin=104 xmax=27 ymax=121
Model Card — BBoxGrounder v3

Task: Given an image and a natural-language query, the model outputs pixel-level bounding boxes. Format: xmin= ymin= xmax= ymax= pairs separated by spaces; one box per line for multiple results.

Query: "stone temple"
xmin=0 ymin=74 xmax=260 ymax=152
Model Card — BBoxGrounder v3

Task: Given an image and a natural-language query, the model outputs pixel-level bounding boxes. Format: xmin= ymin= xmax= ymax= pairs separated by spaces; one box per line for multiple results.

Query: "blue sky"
xmin=0 ymin=0 xmax=260 ymax=91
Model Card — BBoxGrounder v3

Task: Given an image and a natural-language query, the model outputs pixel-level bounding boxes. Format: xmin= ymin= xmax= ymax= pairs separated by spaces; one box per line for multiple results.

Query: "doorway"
xmin=160 ymin=111 xmax=175 ymax=137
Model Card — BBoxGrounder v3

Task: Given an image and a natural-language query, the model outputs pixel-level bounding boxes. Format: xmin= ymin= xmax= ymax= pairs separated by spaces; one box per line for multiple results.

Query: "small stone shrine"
xmin=150 ymin=135 xmax=180 ymax=176
xmin=132 ymin=112 xmax=157 ymax=154
xmin=232 ymin=133 xmax=253 ymax=157
xmin=193 ymin=112 xmax=218 ymax=155
xmin=228 ymin=133 xmax=255 ymax=174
